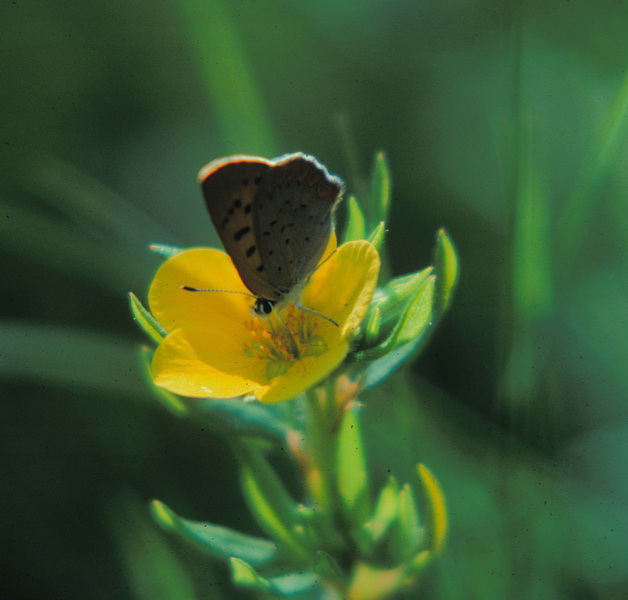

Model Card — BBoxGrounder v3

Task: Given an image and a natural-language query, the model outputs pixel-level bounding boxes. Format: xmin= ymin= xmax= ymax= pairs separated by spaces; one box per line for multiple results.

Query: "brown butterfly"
xmin=193 ymin=153 xmax=343 ymax=316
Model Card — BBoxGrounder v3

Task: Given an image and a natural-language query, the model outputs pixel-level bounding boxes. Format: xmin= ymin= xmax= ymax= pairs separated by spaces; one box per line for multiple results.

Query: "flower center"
xmin=243 ymin=303 xmax=328 ymax=380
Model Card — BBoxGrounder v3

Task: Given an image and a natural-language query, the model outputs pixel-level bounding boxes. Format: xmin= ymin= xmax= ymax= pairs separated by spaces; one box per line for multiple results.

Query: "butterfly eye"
xmin=254 ymin=298 xmax=275 ymax=316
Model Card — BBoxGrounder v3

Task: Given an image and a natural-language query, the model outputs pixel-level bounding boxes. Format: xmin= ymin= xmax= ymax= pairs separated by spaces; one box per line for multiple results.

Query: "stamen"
xmin=244 ymin=300 xmax=326 ymax=368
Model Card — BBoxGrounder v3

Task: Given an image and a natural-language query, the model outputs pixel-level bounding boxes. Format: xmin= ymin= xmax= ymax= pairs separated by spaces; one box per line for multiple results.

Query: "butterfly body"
xmin=198 ymin=153 xmax=343 ymax=311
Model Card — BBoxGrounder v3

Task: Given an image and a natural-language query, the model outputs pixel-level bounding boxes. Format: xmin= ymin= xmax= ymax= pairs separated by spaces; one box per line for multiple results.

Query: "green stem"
xmin=305 ymin=383 xmax=339 ymax=515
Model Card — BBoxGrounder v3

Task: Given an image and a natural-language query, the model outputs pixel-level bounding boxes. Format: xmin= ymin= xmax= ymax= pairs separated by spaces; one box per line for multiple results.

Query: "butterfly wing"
xmin=198 ymin=155 xmax=281 ymax=301
xmin=252 ymin=153 xmax=343 ymax=296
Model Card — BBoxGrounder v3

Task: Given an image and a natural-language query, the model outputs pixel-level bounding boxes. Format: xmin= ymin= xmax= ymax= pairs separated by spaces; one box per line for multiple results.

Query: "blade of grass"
xmin=176 ymin=0 xmax=278 ymax=155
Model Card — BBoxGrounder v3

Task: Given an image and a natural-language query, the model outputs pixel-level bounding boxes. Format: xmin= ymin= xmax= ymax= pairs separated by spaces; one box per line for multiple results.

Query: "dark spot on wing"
xmin=305 ymin=236 xmax=310 ymax=242
xmin=244 ymin=203 xmax=252 ymax=214
xmin=233 ymin=199 xmax=242 ymax=209
xmin=245 ymin=245 xmax=256 ymax=257
xmin=285 ymin=238 xmax=290 ymax=245
xmin=234 ymin=226 xmax=251 ymax=241
xmin=257 ymin=265 xmax=264 ymax=272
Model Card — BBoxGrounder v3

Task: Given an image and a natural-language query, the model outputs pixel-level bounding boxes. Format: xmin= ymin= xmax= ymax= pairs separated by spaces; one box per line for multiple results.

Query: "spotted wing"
xmin=198 ymin=155 xmax=281 ymax=301
xmin=252 ymin=153 xmax=343 ymax=296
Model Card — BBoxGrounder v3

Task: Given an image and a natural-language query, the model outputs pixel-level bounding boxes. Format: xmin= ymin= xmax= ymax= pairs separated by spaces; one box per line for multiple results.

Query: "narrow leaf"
xmin=362 ymin=275 xmax=434 ymax=360
xmin=230 ymin=559 xmax=320 ymax=597
xmin=364 ymin=307 xmax=381 ymax=347
xmin=313 ymin=550 xmax=344 ymax=578
xmin=344 ymin=196 xmax=367 ymax=242
xmin=194 ymin=398 xmax=288 ymax=443
xmin=362 ymin=476 xmax=400 ymax=545
xmin=371 ymin=152 xmax=391 ymax=223
xmin=236 ymin=445 xmax=310 ymax=559
xmin=372 ymin=268 xmax=433 ymax=328
xmin=362 ymin=337 xmax=422 ymax=390
xmin=397 ymin=483 xmax=422 ymax=558
xmin=129 ymin=292 xmax=166 ymax=343
xmin=433 ymin=229 xmax=459 ymax=316
xmin=337 ymin=408 xmax=371 ymax=525
xmin=230 ymin=558 xmax=271 ymax=593
xmin=367 ymin=221 xmax=386 ymax=251
xmin=151 ymin=500 xmax=278 ymax=567
xmin=416 ymin=464 xmax=448 ymax=553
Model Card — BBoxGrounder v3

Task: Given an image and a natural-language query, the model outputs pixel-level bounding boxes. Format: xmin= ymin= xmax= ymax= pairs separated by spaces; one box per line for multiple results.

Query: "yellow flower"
xmin=148 ymin=237 xmax=380 ymax=404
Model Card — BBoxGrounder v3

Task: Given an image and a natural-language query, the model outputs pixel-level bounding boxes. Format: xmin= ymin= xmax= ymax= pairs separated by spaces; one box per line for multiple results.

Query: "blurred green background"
xmin=3 ymin=0 xmax=628 ymax=598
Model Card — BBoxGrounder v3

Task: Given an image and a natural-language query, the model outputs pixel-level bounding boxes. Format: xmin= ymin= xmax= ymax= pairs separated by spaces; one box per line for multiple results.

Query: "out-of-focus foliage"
xmin=2 ymin=0 xmax=628 ymax=598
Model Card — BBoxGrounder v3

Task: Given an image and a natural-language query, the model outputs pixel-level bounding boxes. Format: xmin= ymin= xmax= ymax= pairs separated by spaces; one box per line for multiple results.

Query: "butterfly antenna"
xmin=181 ymin=286 xmax=257 ymax=299
xmin=312 ymin=248 xmax=337 ymax=275
xmin=295 ymin=300 xmax=339 ymax=327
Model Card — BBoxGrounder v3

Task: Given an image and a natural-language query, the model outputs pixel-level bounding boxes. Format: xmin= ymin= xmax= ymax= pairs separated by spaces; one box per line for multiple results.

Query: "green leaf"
xmin=397 ymin=483 xmax=422 ymax=558
xmin=149 ymin=243 xmax=183 ymax=257
xmin=129 ymin=292 xmax=167 ymax=343
xmin=372 ymin=268 xmax=433 ymax=329
xmin=151 ymin=500 xmax=279 ymax=567
xmin=230 ymin=559 xmax=320 ymax=597
xmin=367 ymin=221 xmax=386 ymax=251
xmin=337 ymin=408 xmax=371 ymax=526
xmin=393 ymin=276 xmax=435 ymax=347
xmin=362 ymin=476 xmax=400 ymax=547
xmin=370 ymin=152 xmax=391 ymax=224
xmin=313 ymin=550 xmax=344 ymax=578
xmin=230 ymin=558 xmax=272 ymax=593
xmin=361 ymin=275 xmax=435 ymax=360
xmin=362 ymin=337 xmax=422 ymax=390
xmin=364 ymin=306 xmax=381 ymax=347
xmin=433 ymin=229 xmax=459 ymax=317
xmin=194 ymin=398 xmax=288 ymax=443
xmin=344 ymin=196 xmax=367 ymax=242
xmin=416 ymin=463 xmax=448 ymax=554
xmin=236 ymin=444 xmax=312 ymax=560
xmin=175 ymin=0 xmax=278 ymax=154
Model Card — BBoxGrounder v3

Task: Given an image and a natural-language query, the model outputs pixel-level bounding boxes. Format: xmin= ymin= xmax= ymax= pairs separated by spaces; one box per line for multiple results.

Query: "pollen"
xmin=244 ymin=303 xmax=327 ymax=372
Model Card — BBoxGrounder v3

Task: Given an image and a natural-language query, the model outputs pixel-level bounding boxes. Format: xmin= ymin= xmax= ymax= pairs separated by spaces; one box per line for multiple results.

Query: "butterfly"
xmin=193 ymin=153 xmax=344 ymax=317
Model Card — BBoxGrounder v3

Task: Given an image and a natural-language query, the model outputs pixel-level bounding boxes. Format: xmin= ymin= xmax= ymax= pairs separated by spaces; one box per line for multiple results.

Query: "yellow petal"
xmin=303 ymin=241 xmax=380 ymax=338
xmin=151 ymin=324 xmax=269 ymax=398
xmin=256 ymin=339 xmax=349 ymax=404
xmin=149 ymin=248 xmax=252 ymax=332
